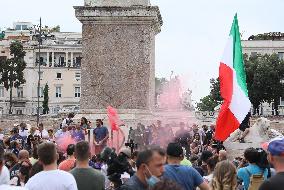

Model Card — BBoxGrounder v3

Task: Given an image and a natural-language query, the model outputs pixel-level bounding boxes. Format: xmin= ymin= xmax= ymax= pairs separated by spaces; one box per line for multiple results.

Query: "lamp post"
xmin=36 ymin=18 xmax=42 ymax=127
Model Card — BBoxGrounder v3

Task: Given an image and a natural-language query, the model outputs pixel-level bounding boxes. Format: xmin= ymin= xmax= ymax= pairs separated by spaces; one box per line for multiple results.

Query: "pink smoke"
xmin=157 ymin=76 xmax=183 ymax=110
xmin=56 ymin=134 xmax=76 ymax=153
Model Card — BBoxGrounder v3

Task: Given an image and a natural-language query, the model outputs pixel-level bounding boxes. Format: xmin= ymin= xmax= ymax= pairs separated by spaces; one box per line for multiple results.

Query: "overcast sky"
xmin=1 ymin=0 xmax=284 ymax=103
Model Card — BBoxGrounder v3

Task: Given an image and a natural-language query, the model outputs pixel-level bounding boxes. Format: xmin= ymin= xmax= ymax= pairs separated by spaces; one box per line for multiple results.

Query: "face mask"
xmin=146 ymin=175 xmax=160 ymax=187
xmin=144 ymin=165 xmax=160 ymax=187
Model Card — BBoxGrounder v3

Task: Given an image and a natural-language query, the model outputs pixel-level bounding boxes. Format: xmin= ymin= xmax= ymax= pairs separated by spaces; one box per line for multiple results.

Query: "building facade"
xmin=242 ymin=34 xmax=284 ymax=115
xmin=0 ymin=22 xmax=82 ymax=115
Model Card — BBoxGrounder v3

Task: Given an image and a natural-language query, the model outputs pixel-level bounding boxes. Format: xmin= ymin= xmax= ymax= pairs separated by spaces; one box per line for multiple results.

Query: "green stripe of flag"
xmin=229 ymin=13 xmax=249 ymax=97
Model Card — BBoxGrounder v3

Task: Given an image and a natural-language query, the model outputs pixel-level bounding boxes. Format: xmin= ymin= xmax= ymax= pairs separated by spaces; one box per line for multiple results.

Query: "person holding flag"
xmin=215 ymin=14 xmax=251 ymax=142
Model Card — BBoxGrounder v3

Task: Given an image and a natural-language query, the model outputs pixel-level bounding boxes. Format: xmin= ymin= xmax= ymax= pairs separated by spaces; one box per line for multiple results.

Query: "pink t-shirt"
xmin=58 ymin=158 xmax=76 ymax=172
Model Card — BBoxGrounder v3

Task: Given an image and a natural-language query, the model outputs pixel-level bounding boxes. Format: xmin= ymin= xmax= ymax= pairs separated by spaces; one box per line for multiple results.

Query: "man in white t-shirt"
xmin=25 ymin=142 xmax=77 ymax=190
xmin=34 ymin=123 xmax=49 ymax=139
xmin=0 ymin=146 xmax=9 ymax=185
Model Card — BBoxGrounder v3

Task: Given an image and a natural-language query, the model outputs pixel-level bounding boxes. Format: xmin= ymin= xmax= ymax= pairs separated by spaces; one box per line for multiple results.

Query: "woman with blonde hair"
xmin=211 ymin=160 xmax=237 ymax=190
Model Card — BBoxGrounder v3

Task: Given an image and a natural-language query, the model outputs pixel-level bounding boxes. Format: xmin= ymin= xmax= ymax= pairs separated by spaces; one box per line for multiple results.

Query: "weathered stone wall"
xmin=75 ymin=6 xmax=162 ymax=113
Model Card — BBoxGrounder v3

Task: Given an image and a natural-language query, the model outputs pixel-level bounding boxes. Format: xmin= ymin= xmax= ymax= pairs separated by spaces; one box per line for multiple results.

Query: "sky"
xmin=1 ymin=0 xmax=284 ymax=103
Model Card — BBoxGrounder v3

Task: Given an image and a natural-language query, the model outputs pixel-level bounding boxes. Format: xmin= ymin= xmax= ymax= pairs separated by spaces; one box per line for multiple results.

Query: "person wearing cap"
xmin=163 ymin=143 xmax=209 ymax=190
xmin=259 ymin=138 xmax=284 ymax=190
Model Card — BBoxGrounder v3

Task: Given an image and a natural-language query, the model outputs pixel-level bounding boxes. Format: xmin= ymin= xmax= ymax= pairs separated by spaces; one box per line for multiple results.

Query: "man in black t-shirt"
xmin=259 ymin=138 xmax=284 ymax=190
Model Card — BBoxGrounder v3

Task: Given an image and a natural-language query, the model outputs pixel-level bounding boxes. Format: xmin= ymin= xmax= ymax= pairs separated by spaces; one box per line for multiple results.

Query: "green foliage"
xmin=209 ymin=78 xmax=222 ymax=102
xmin=197 ymin=78 xmax=222 ymax=111
xmin=244 ymin=53 xmax=284 ymax=114
xmin=0 ymin=41 xmax=26 ymax=114
xmin=0 ymin=31 xmax=5 ymax=40
xmin=155 ymin=77 xmax=168 ymax=96
xmin=50 ymin=25 xmax=60 ymax=32
xmin=198 ymin=53 xmax=284 ymax=114
xmin=197 ymin=95 xmax=219 ymax=111
xmin=42 ymin=83 xmax=49 ymax=114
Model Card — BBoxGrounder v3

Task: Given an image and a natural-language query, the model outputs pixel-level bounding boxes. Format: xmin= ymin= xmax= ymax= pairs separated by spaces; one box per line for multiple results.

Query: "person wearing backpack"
xmin=237 ymin=148 xmax=268 ymax=190
xmin=259 ymin=137 xmax=284 ymax=190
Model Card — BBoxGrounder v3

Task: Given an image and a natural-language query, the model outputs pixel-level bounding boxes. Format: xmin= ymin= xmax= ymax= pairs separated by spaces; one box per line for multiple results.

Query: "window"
xmin=278 ymin=52 xmax=284 ymax=60
xmin=17 ymin=87 xmax=23 ymax=98
xmin=1 ymin=51 xmax=5 ymax=54
xmin=0 ymin=87 xmax=4 ymax=97
xmin=15 ymin=25 xmax=21 ymax=30
xmin=75 ymin=72 xmax=81 ymax=80
xmin=37 ymin=87 xmax=44 ymax=98
xmin=56 ymin=87 xmax=61 ymax=98
xmin=22 ymin=25 xmax=28 ymax=30
xmin=56 ymin=73 xmax=62 ymax=79
xmin=75 ymin=87 xmax=81 ymax=98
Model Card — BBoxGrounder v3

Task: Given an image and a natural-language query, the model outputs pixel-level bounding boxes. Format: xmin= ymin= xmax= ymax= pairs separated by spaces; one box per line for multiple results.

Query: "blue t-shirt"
xmin=163 ymin=164 xmax=204 ymax=190
xmin=237 ymin=164 xmax=268 ymax=190
xmin=93 ymin=126 xmax=108 ymax=142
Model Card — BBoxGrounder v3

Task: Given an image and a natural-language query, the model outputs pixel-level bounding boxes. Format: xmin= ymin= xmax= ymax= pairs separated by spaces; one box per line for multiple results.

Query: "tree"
xmin=197 ymin=78 xmax=222 ymax=111
xmin=196 ymin=95 xmax=218 ymax=111
xmin=42 ymin=83 xmax=49 ymax=114
xmin=0 ymin=41 xmax=26 ymax=114
xmin=155 ymin=77 xmax=168 ymax=103
xmin=244 ymin=53 xmax=284 ymax=115
xmin=51 ymin=25 xmax=60 ymax=32
xmin=209 ymin=78 xmax=222 ymax=102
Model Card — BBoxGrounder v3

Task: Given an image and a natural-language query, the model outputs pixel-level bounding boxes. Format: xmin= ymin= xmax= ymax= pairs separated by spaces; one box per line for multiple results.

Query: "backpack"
xmin=246 ymin=168 xmax=264 ymax=190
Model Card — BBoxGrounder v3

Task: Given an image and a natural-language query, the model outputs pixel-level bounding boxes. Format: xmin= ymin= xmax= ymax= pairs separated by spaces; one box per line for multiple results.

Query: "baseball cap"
xmin=268 ymin=137 xmax=284 ymax=156
xmin=167 ymin=143 xmax=183 ymax=157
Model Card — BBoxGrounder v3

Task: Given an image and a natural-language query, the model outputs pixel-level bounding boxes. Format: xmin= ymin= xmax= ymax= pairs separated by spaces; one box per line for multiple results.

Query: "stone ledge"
xmin=74 ymin=6 xmax=163 ymax=33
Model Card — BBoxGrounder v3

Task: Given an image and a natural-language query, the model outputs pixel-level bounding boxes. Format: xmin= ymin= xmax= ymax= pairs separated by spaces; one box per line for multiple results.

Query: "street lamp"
xmin=33 ymin=18 xmax=42 ymax=127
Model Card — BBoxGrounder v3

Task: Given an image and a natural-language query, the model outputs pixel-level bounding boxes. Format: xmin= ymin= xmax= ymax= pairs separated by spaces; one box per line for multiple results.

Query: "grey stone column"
xmin=74 ymin=4 xmax=162 ymax=114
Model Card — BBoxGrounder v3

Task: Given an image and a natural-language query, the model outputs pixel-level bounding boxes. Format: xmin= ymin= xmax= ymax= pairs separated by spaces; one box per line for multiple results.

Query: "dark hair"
xmin=20 ymin=162 xmax=32 ymax=183
xmin=68 ymin=113 xmax=75 ymax=118
xmin=37 ymin=142 xmax=57 ymax=165
xmin=167 ymin=143 xmax=183 ymax=158
xmin=32 ymin=146 xmax=39 ymax=160
xmin=206 ymin=156 xmax=219 ymax=171
xmin=39 ymin=123 xmax=43 ymax=127
xmin=136 ymin=148 xmax=165 ymax=169
xmin=131 ymin=151 xmax=139 ymax=159
xmin=152 ymin=179 xmax=182 ymax=190
xmin=75 ymin=141 xmax=90 ymax=161
xmin=0 ymin=145 xmax=4 ymax=161
xmin=96 ymin=119 xmax=103 ymax=125
xmin=81 ymin=117 xmax=88 ymax=125
xmin=244 ymin=147 xmax=259 ymax=164
xmin=200 ymin=151 xmax=214 ymax=163
xmin=136 ymin=150 xmax=153 ymax=169
xmin=29 ymin=161 xmax=43 ymax=178
xmin=66 ymin=144 xmax=75 ymax=156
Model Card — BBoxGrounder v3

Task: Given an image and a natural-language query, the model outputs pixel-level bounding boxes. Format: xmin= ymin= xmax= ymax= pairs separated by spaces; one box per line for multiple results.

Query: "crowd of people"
xmin=0 ymin=113 xmax=283 ymax=190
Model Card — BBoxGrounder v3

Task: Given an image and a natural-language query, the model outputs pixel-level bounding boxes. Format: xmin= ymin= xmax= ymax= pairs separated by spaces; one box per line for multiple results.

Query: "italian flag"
xmin=215 ymin=14 xmax=251 ymax=141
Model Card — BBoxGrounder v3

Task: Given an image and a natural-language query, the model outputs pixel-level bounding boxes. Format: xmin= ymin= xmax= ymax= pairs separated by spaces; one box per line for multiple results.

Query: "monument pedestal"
xmin=74 ymin=2 xmax=162 ymax=121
